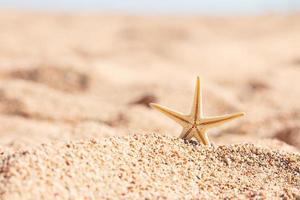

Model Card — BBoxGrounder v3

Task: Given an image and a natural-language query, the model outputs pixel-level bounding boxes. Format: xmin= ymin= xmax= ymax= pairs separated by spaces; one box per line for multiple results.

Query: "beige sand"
xmin=0 ymin=11 xmax=300 ymax=199
xmin=1 ymin=134 xmax=300 ymax=199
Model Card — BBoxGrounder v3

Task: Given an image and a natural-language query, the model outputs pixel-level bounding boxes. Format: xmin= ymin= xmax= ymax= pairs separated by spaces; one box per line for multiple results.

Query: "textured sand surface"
xmin=1 ymin=134 xmax=300 ymax=199
xmin=0 ymin=11 xmax=300 ymax=199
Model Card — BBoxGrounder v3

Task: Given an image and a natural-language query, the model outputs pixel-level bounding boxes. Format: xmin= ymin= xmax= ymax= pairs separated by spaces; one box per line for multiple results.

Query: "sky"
xmin=0 ymin=0 xmax=300 ymax=14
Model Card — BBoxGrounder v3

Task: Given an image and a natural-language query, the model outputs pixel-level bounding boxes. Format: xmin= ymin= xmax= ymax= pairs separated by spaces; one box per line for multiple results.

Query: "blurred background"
xmin=0 ymin=1 xmax=299 ymax=151
xmin=1 ymin=0 xmax=300 ymax=14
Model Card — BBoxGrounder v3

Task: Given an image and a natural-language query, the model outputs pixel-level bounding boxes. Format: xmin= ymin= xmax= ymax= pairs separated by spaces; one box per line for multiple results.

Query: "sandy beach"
xmin=0 ymin=11 xmax=300 ymax=199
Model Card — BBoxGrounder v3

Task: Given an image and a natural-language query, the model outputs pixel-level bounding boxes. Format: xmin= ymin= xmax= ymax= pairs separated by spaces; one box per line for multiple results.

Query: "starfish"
xmin=150 ymin=77 xmax=245 ymax=146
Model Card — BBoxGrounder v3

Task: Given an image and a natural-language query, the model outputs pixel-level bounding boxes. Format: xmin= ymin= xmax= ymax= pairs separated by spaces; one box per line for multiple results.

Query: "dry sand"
xmin=1 ymin=134 xmax=300 ymax=199
xmin=0 ymin=11 xmax=300 ymax=199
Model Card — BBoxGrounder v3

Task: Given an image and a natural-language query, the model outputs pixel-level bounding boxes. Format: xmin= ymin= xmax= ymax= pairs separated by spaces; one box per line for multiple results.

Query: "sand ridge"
xmin=0 ymin=134 xmax=299 ymax=199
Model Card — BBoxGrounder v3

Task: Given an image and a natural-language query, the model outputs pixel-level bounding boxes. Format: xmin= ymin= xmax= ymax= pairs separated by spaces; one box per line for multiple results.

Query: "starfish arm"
xmin=179 ymin=126 xmax=194 ymax=139
xmin=200 ymin=112 xmax=245 ymax=128
xmin=194 ymin=128 xmax=211 ymax=146
xmin=150 ymin=103 xmax=190 ymax=125
xmin=190 ymin=76 xmax=202 ymax=122
xmin=183 ymin=128 xmax=196 ymax=140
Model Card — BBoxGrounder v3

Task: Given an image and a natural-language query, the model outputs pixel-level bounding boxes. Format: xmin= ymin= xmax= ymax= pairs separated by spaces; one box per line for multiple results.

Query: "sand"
xmin=0 ymin=11 xmax=300 ymax=199
xmin=1 ymin=134 xmax=300 ymax=199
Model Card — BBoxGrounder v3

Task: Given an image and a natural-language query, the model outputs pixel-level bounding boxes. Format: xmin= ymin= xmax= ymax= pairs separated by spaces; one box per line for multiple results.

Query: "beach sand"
xmin=0 ymin=11 xmax=300 ymax=199
xmin=1 ymin=134 xmax=299 ymax=199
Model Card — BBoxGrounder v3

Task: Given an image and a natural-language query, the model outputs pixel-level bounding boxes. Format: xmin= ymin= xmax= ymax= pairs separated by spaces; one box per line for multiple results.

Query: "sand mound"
xmin=1 ymin=134 xmax=299 ymax=199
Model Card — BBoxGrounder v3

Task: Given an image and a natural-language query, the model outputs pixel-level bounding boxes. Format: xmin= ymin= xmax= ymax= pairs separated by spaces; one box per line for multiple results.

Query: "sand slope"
xmin=1 ymin=134 xmax=299 ymax=199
